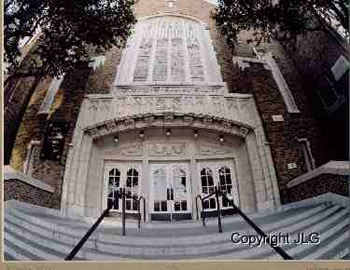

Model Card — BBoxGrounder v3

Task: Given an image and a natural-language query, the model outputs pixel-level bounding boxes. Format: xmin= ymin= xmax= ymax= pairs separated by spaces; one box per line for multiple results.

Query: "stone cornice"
xmin=84 ymin=113 xmax=253 ymax=141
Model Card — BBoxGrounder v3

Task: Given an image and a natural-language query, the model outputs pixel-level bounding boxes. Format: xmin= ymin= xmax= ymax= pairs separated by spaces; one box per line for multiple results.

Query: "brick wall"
xmin=281 ymin=29 xmax=349 ymax=160
xmin=10 ymin=65 xmax=91 ymax=209
xmin=285 ymin=174 xmax=349 ymax=203
xmin=4 ymin=180 xmax=56 ymax=208
xmin=237 ymin=62 xmax=332 ymax=203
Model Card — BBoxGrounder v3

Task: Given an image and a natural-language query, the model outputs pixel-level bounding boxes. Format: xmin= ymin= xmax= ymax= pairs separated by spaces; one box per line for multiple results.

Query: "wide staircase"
xmin=4 ymin=199 xmax=350 ymax=261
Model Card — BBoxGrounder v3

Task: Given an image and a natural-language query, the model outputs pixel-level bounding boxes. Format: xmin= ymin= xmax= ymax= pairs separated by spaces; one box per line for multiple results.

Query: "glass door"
xmin=198 ymin=160 xmax=239 ymax=212
xmin=104 ymin=162 xmax=142 ymax=213
xmin=150 ymin=163 xmax=191 ymax=220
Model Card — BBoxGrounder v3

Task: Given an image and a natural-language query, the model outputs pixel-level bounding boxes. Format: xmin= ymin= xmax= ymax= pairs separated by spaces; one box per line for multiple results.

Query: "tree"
xmin=213 ymin=0 xmax=349 ymax=49
xmin=4 ymin=0 xmax=136 ymax=164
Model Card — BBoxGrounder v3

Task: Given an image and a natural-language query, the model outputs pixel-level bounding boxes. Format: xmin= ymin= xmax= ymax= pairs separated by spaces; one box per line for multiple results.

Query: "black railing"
xmin=196 ymin=185 xmax=293 ymax=260
xmin=65 ymin=191 xmax=146 ymax=261
xmin=196 ymin=187 xmax=223 ymax=232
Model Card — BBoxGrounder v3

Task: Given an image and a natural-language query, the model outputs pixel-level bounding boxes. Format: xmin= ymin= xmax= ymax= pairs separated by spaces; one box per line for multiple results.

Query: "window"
xmin=318 ymin=69 xmax=347 ymax=113
xmin=252 ymin=47 xmax=300 ymax=113
xmin=297 ymin=138 xmax=316 ymax=172
xmin=201 ymin=168 xmax=216 ymax=210
xmin=38 ymin=75 xmax=65 ymax=115
xmin=40 ymin=121 xmax=69 ymax=161
xmin=219 ymin=167 xmax=233 ymax=207
xmin=125 ymin=169 xmax=139 ymax=211
xmin=23 ymin=140 xmax=40 ymax=176
xmin=115 ymin=16 xmax=223 ymax=85
xmin=167 ymin=0 xmax=176 ymax=8
xmin=107 ymin=169 xmax=121 ymax=210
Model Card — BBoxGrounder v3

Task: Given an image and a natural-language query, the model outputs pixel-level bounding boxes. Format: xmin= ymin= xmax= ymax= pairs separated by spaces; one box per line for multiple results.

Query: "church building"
xmin=4 ymin=0 xmax=349 ymax=261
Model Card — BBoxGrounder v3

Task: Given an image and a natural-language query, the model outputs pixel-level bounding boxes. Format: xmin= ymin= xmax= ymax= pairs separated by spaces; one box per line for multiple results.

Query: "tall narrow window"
xmin=23 ymin=140 xmax=40 ymax=176
xmin=153 ymin=169 xmax=168 ymax=212
xmin=107 ymin=168 xmax=121 ymax=210
xmin=172 ymin=167 xmax=187 ymax=212
xmin=297 ymin=138 xmax=316 ymax=172
xmin=38 ymin=75 xmax=65 ymax=115
xmin=133 ymin=37 xmax=153 ymax=82
xmin=219 ymin=166 xmax=233 ymax=207
xmin=253 ymin=47 xmax=299 ymax=113
xmin=187 ymin=35 xmax=204 ymax=82
xmin=153 ymin=38 xmax=169 ymax=81
xmin=125 ymin=168 xmax=139 ymax=211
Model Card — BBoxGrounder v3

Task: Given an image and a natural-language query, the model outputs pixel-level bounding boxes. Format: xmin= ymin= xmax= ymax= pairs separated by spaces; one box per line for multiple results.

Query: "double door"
xmin=104 ymin=162 xmax=142 ymax=213
xmin=150 ymin=162 xmax=191 ymax=220
xmin=198 ymin=160 xmax=239 ymax=211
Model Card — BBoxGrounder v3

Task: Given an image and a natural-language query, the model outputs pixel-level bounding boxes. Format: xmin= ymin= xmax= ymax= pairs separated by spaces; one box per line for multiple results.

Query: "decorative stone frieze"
xmin=149 ymin=142 xmax=187 ymax=156
xmin=80 ymin=87 xmax=257 ymax=131
xmin=85 ymin=114 xmax=253 ymax=141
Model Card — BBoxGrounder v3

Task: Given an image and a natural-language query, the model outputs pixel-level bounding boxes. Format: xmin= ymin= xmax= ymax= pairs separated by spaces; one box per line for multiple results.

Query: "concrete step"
xmin=5 ymin=203 xmax=335 ymax=246
xmin=4 ymin=199 xmax=349 ymax=261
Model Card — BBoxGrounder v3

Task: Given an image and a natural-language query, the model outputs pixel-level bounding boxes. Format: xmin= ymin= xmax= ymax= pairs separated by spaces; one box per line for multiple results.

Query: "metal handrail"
xmin=65 ymin=197 xmax=116 ymax=260
xmin=195 ymin=188 xmax=222 ymax=232
xmin=221 ymin=193 xmax=293 ymax=260
xmin=65 ymin=191 xmax=146 ymax=260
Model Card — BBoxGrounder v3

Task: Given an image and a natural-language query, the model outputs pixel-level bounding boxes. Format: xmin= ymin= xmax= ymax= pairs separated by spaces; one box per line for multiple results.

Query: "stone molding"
xmin=233 ymin=53 xmax=300 ymax=113
xmin=287 ymin=161 xmax=350 ymax=188
xmin=84 ymin=113 xmax=253 ymax=141
xmin=80 ymin=89 xmax=257 ymax=134
xmin=232 ymin=56 xmax=270 ymax=71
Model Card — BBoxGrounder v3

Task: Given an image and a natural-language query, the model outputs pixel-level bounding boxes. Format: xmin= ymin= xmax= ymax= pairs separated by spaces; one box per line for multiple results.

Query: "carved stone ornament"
xmin=149 ymin=142 xmax=187 ymax=156
xmin=197 ymin=144 xmax=233 ymax=157
xmin=105 ymin=143 xmax=143 ymax=157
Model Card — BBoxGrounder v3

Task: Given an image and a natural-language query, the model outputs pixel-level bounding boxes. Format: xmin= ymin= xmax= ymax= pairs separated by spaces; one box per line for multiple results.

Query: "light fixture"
xmin=114 ymin=134 xmax=119 ymax=143
xmin=166 ymin=129 xmax=171 ymax=137
xmin=219 ymin=135 xmax=224 ymax=142
xmin=139 ymin=130 xmax=145 ymax=138
xmin=194 ymin=130 xmax=199 ymax=138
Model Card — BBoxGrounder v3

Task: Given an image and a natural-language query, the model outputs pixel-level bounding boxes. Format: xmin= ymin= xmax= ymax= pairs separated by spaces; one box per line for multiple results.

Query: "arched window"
xmin=115 ymin=16 xmax=222 ymax=85
xmin=107 ymin=168 xmax=121 ymax=210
